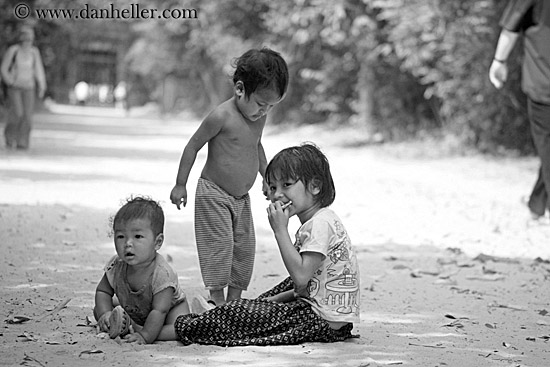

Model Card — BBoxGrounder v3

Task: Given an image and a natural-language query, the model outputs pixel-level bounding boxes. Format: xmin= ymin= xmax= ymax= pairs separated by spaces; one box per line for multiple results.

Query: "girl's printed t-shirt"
xmin=294 ymin=208 xmax=360 ymax=324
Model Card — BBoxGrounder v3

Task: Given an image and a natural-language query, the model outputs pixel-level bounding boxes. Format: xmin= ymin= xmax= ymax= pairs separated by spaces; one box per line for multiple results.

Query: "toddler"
xmin=94 ymin=196 xmax=189 ymax=344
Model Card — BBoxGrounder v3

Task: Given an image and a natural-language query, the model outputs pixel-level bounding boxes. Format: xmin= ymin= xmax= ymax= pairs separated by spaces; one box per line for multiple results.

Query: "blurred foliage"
xmin=0 ymin=0 xmax=533 ymax=154
xmin=373 ymin=0 xmax=531 ymax=153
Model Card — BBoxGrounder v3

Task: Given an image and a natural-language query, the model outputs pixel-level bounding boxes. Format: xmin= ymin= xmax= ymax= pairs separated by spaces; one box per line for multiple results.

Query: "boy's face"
xmin=235 ymin=83 xmax=284 ymax=121
xmin=113 ymin=218 xmax=162 ymax=268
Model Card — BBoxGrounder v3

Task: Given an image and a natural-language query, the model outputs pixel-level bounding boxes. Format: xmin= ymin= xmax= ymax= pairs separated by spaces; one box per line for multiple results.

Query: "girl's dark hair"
xmin=266 ymin=143 xmax=335 ymax=208
xmin=111 ymin=196 xmax=164 ymax=236
xmin=232 ymin=47 xmax=289 ymax=99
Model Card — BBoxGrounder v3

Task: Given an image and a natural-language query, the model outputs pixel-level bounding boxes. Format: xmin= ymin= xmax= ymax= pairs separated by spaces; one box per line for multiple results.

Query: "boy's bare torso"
xmin=201 ymin=99 xmax=265 ymax=197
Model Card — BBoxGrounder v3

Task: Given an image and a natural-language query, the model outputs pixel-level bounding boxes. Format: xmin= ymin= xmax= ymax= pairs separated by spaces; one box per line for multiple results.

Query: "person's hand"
xmin=262 ymin=179 xmax=273 ymax=201
xmin=96 ymin=311 xmax=112 ymax=333
xmin=170 ymin=184 xmax=187 ymax=210
xmin=267 ymin=201 xmax=290 ymax=232
xmin=37 ymin=86 xmax=45 ymax=99
xmin=4 ymin=75 xmax=15 ymax=86
xmin=489 ymin=59 xmax=508 ymax=89
xmin=123 ymin=331 xmax=147 ymax=344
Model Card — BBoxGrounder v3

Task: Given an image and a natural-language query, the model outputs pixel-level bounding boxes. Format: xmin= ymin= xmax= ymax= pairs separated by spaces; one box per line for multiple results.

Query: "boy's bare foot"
xmin=191 ymin=295 xmax=216 ymax=314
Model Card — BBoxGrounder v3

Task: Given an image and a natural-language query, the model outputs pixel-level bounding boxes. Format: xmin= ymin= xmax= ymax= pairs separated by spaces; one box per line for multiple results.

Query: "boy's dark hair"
xmin=232 ymin=47 xmax=289 ymax=99
xmin=266 ymin=142 xmax=335 ymax=208
xmin=112 ymin=196 xmax=164 ymax=236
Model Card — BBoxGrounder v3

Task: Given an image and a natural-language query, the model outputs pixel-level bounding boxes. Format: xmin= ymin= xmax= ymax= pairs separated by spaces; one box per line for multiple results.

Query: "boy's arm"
xmin=170 ymin=113 xmax=224 ymax=209
xmin=125 ymin=287 xmax=174 ymax=344
xmin=94 ymin=274 xmax=115 ymax=331
xmin=258 ymin=141 xmax=267 ymax=178
xmin=258 ymin=141 xmax=269 ymax=199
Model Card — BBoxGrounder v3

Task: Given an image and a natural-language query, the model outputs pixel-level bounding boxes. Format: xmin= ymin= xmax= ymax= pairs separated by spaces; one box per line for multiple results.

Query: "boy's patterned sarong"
xmin=174 ymin=277 xmax=358 ymax=346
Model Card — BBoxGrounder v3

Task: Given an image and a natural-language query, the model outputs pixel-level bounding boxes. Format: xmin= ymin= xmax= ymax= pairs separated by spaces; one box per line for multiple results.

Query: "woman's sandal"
xmin=109 ymin=306 xmax=131 ymax=339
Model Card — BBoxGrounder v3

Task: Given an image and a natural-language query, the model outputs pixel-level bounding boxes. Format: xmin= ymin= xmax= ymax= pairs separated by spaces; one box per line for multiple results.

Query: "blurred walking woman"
xmin=1 ymin=26 xmax=46 ymax=150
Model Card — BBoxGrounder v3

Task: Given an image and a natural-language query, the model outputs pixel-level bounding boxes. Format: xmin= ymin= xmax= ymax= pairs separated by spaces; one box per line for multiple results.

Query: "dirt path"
xmin=0 ymin=106 xmax=549 ymax=366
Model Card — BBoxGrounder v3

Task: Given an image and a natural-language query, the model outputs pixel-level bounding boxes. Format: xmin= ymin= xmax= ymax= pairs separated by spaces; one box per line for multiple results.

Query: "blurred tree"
xmin=122 ymin=0 xmax=272 ymax=115
xmin=374 ymin=0 xmax=531 ymax=152
xmin=263 ymin=0 xmax=437 ymax=138
xmin=0 ymin=0 xmax=534 ymax=153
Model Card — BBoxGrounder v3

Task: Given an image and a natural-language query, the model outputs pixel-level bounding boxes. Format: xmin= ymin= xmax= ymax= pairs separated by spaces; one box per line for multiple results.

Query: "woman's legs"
xmin=17 ymin=88 xmax=35 ymax=149
xmin=4 ymin=87 xmax=35 ymax=149
xmin=4 ymin=88 xmax=23 ymax=148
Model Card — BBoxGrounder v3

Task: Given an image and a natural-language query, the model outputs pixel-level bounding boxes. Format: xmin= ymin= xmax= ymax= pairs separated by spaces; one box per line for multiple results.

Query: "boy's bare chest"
xmin=219 ymin=119 xmax=263 ymax=146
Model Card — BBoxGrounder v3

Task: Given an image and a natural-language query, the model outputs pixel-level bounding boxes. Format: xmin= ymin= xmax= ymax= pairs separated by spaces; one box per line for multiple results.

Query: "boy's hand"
xmin=96 ymin=311 xmax=112 ymax=333
xmin=170 ymin=185 xmax=187 ymax=210
xmin=262 ymin=179 xmax=273 ymax=201
xmin=38 ymin=86 xmax=46 ymax=99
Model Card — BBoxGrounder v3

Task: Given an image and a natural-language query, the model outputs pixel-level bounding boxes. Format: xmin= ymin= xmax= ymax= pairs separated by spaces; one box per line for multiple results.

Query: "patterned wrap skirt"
xmin=174 ymin=277 xmax=358 ymax=346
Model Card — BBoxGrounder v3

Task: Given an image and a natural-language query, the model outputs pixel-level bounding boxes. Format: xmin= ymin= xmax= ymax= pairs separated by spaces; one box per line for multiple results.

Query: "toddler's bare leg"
xmin=155 ymin=301 xmax=190 ymax=341
xmin=166 ymin=300 xmax=190 ymax=325
xmin=156 ymin=323 xmax=177 ymax=341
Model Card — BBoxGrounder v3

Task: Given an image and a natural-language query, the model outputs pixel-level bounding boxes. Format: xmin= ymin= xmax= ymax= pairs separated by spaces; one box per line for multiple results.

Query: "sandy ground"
xmin=0 ymin=105 xmax=549 ymax=366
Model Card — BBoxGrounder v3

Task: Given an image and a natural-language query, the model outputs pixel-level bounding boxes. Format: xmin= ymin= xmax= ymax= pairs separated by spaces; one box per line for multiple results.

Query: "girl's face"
xmin=235 ymin=84 xmax=283 ymax=121
xmin=113 ymin=218 xmax=162 ymax=268
xmin=268 ymin=177 xmax=321 ymax=223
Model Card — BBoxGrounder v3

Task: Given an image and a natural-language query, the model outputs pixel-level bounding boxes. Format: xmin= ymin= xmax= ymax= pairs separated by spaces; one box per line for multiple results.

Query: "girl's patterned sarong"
xmin=174 ymin=277 xmax=358 ymax=346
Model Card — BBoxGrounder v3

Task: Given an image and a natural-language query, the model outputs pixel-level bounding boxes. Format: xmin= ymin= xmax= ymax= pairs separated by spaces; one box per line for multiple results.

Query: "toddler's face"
xmin=113 ymin=218 xmax=160 ymax=267
xmin=237 ymin=86 xmax=283 ymax=121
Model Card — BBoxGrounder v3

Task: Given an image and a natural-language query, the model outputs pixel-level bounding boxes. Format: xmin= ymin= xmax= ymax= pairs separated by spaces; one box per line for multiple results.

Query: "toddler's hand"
xmin=123 ymin=331 xmax=146 ymax=344
xmin=96 ymin=311 xmax=112 ymax=333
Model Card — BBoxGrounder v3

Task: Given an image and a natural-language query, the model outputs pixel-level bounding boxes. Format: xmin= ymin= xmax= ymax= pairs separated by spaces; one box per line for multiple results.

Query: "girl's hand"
xmin=96 ymin=311 xmax=111 ymax=333
xmin=267 ymin=201 xmax=290 ymax=232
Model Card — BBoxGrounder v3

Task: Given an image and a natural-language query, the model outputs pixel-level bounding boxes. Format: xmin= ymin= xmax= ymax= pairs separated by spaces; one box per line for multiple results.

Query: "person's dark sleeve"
xmin=499 ymin=0 xmax=536 ymax=32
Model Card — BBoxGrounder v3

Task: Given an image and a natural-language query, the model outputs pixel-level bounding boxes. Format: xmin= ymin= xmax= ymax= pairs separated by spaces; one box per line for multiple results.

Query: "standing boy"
xmin=170 ymin=48 xmax=289 ymax=305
